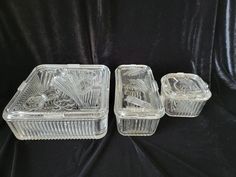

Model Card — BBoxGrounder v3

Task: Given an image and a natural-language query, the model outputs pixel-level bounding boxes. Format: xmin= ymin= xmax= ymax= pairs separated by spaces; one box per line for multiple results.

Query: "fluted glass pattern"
xmin=114 ymin=65 xmax=165 ymax=136
xmin=161 ymin=73 xmax=211 ymax=117
xmin=3 ymin=64 xmax=110 ymax=140
xmin=7 ymin=118 xmax=107 ymax=140
xmin=117 ymin=119 xmax=159 ymax=136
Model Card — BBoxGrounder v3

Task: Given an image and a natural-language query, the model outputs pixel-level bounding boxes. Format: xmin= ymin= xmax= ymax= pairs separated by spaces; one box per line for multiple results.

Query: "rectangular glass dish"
xmin=161 ymin=72 xmax=211 ymax=117
xmin=2 ymin=64 xmax=110 ymax=140
xmin=114 ymin=65 xmax=165 ymax=136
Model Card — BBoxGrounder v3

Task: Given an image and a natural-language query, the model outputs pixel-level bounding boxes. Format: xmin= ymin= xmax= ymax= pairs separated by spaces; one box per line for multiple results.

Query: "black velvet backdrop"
xmin=0 ymin=0 xmax=236 ymax=177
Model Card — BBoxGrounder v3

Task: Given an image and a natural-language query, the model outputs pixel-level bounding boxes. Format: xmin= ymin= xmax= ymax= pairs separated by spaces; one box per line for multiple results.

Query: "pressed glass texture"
xmin=114 ymin=65 xmax=165 ymax=136
xmin=161 ymin=72 xmax=211 ymax=117
xmin=3 ymin=64 xmax=110 ymax=140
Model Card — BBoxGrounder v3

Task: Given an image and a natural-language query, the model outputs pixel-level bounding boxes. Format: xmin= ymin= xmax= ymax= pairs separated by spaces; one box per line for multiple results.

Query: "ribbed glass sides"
xmin=163 ymin=97 xmax=206 ymax=117
xmin=117 ymin=118 xmax=160 ymax=136
xmin=7 ymin=117 xmax=107 ymax=140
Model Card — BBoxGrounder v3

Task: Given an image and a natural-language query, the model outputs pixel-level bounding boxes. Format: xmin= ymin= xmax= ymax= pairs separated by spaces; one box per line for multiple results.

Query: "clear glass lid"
xmin=3 ymin=64 xmax=110 ymax=120
xmin=161 ymin=73 xmax=212 ymax=100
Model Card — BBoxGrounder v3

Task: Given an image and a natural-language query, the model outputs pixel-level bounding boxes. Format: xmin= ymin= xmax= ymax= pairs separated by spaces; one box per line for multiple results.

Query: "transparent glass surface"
xmin=114 ymin=65 xmax=165 ymax=136
xmin=161 ymin=73 xmax=211 ymax=117
xmin=3 ymin=64 xmax=110 ymax=140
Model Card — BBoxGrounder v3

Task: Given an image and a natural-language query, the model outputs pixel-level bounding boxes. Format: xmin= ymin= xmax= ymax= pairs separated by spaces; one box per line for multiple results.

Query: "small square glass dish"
xmin=114 ymin=65 xmax=165 ymax=136
xmin=2 ymin=64 xmax=110 ymax=140
xmin=161 ymin=72 xmax=211 ymax=117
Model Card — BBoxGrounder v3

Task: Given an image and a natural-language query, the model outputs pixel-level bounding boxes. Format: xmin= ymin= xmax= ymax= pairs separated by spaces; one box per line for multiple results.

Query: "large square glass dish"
xmin=3 ymin=64 xmax=110 ymax=140
xmin=161 ymin=72 xmax=211 ymax=117
xmin=114 ymin=65 xmax=165 ymax=136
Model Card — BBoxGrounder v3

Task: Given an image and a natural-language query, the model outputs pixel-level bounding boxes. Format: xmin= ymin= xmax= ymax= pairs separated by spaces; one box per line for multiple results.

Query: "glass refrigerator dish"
xmin=2 ymin=64 xmax=110 ymax=140
xmin=114 ymin=65 xmax=165 ymax=136
xmin=161 ymin=72 xmax=211 ymax=117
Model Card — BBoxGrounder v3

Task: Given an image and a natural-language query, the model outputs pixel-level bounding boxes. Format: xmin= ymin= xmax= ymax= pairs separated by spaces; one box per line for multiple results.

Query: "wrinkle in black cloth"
xmin=0 ymin=0 xmax=236 ymax=177
xmin=214 ymin=0 xmax=236 ymax=89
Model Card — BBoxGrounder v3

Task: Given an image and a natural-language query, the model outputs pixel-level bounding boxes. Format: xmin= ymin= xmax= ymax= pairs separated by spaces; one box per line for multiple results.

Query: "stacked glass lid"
xmin=114 ymin=65 xmax=165 ymax=136
xmin=2 ymin=64 xmax=110 ymax=140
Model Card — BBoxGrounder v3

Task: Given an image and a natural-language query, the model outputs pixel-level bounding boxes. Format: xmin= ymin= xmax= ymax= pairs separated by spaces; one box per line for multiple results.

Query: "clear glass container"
xmin=2 ymin=64 xmax=110 ymax=140
xmin=161 ymin=72 xmax=212 ymax=117
xmin=114 ymin=65 xmax=165 ymax=136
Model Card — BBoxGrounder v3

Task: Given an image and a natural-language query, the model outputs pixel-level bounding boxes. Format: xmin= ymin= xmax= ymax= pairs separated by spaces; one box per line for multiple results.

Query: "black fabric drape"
xmin=0 ymin=0 xmax=235 ymax=177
